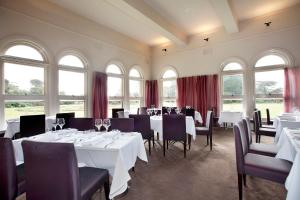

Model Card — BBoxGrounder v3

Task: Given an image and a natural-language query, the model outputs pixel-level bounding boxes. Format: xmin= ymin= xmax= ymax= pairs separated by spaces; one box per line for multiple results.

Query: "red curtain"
xmin=177 ymin=74 xmax=219 ymax=123
xmin=145 ymin=80 xmax=159 ymax=108
xmin=284 ymin=67 xmax=300 ymax=112
xmin=92 ymin=72 xmax=108 ymax=119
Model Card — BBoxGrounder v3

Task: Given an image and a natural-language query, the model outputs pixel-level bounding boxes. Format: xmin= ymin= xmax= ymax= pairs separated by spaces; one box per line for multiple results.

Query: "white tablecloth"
xmin=218 ymin=111 xmax=243 ymax=125
xmin=4 ymin=116 xmax=56 ymax=138
xmin=150 ymin=116 xmax=196 ymax=140
xmin=274 ymin=117 xmax=300 ymax=142
xmin=276 ymin=128 xmax=300 ymax=200
xmin=12 ymin=130 xmax=148 ymax=199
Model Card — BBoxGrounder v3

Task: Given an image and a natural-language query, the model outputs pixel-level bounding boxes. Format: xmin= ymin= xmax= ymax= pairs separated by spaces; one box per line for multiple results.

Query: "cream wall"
xmin=151 ymin=5 xmax=300 ymax=116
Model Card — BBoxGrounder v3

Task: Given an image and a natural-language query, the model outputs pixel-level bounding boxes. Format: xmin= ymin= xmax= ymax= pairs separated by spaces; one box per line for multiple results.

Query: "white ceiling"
xmin=48 ymin=0 xmax=300 ymax=46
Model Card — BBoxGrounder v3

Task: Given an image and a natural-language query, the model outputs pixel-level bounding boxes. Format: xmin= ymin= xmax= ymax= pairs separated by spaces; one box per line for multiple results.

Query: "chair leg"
xmin=157 ymin=132 xmax=159 ymax=140
xmin=256 ymin=133 xmax=259 ymax=143
xmin=206 ymin=134 xmax=209 ymax=145
xmin=163 ymin=140 xmax=166 ymax=157
xmin=188 ymin=135 xmax=191 ymax=150
xmin=238 ymin=173 xmax=243 ymax=200
xmin=148 ymin=139 xmax=151 ymax=156
xmin=259 ymin=135 xmax=261 ymax=143
xmin=167 ymin=140 xmax=169 ymax=149
xmin=243 ymin=174 xmax=246 ymax=187
xmin=210 ymin=133 xmax=212 ymax=151
xmin=104 ymin=177 xmax=110 ymax=200
xmin=184 ymin=140 xmax=186 ymax=158
xmin=131 ymin=167 xmax=135 ymax=172
xmin=152 ymin=136 xmax=155 ymax=147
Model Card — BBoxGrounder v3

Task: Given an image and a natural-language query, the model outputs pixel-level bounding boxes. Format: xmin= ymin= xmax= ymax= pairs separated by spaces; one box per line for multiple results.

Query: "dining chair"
xmin=0 ymin=138 xmax=25 ymax=200
xmin=137 ymin=107 xmax=147 ymax=115
xmin=21 ymin=141 xmax=110 ymax=200
xmin=161 ymin=107 xmax=168 ymax=115
xmin=69 ymin=118 xmax=94 ymax=131
xmin=112 ymin=108 xmax=124 ymax=118
xmin=242 ymin=118 xmax=278 ymax=157
xmin=110 ymin=118 xmax=134 ymax=132
xmin=253 ymin=111 xmax=276 ymax=143
xmin=56 ymin=112 xmax=75 ymax=129
xmin=233 ymin=121 xmax=291 ymax=200
xmin=162 ymin=114 xmax=187 ymax=158
xmin=195 ymin=110 xmax=213 ymax=150
xmin=129 ymin=114 xmax=155 ymax=155
xmin=19 ymin=114 xmax=45 ymax=138
xmin=258 ymin=110 xmax=274 ymax=129
xmin=184 ymin=108 xmax=195 ymax=119
xmin=266 ymin=108 xmax=273 ymax=125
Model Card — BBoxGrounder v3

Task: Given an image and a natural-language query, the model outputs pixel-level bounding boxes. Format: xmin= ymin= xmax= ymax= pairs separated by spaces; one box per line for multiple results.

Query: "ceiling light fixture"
xmin=204 ymin=38 xmax=209 ymax=42
xmin=264 ymin=22 xmax=272 ymax=27
xmin=162 ymin=48 xmax=167 ymax=52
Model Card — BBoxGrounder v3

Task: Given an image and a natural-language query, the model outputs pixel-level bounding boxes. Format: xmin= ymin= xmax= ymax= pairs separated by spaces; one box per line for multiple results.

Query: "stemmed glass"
xmin=147 ymin=109 xmax=151 ymax=116
xmin=154 ymin=109 xmax=158 ymax=116
xmin=175 ymin=108 xmax=181 ymax=114
xmin=103 ymin=119 xmax=111 ymax=132
xmin=167 ymin=107 xmax=171 ymax=115
xmin=57 ymin=118 xmax=65 ymax=130
xmin=52 ymin=121 xmax=59 ymax=132
xmin=95 ymin=119 xmax=102 ymax=132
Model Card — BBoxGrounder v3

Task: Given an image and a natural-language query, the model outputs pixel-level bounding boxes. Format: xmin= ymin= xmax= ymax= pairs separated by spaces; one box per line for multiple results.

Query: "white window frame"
xmin=129 ymin=66 xmax=144 ymax=112
xmin=161 ymin=67 xmax=178 ymax=107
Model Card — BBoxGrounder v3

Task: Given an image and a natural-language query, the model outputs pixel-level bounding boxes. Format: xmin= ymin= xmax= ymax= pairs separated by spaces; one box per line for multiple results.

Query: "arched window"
xmin=58 ymin=54 xmax=86 ymax=117
xmin=254 ymin=53 xmax=287 ymax=118
xmin=1 ymin=43 xmax=47 ymax=120
xmin=129 ymin=67 xmax=143 ymax=113
xmin=162 ymin=69 xmax=177 ymax=107
xmin=106 ymin=63 xmax=124 ymax=117
xmin=221 ymin=61 xmax=244 ymax=112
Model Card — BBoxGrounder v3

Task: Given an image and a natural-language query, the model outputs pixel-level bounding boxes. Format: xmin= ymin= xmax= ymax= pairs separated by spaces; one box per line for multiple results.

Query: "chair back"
xmin=129 ymin=115 xmax=152 ymax=139
xmin=69 ymin=118 xmax=94 ymax=131
xmin=112 ymin=108 xmax=124 ymax=118
xmin=0 ymin=138 xmax=18 ymax=200
xmin=138 ymin=107 xmax=147 ymax=115
xmin=257 ymin=110 xmax=263 ymax=127
xmin=266 ymin=108 xmax=272 ymax=125
xmin=184 ymin=108 xmax=195 ymax=118
xmin=117 ymin=111 xmax=125 ymax=118
xmin=163 ymin=114 xmax=186 ymax=141
xmin=253 ymin=111 xmax=260 ymax=134
xmin=162 ymin=107 xmax=168 ymax=115
xmin=56 ymin=112 xmax=75 ymax=129
xmin=110 ymin=118 xmax=134 ymax=132
xmin=22 ymin=141 xmax=81 ymax=200
xmin=20 ymin=115 xmax=45 ymax=137
xmin=242 ymin=117 xmax=252 ymax=146
xmin=233 ymin=121 xmax=248 ymax=174
xmin=205 ymin=111 xmax=213 ymax=129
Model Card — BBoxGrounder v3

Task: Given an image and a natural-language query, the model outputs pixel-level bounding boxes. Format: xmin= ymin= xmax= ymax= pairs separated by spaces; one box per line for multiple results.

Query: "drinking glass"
xmin=167 ymin=107 xmax=171 ymax=115
xmin=95 ymin=119 xmax=102 ymax=131
xmin=103 ymin=119 xmax=111 ymax=132
xmin=175 ymin=108 xmax=181 ymax=114
xmin=147 ymin=109 xmax=151 ymax=115
xmin=154 ymin=109 xmax=158 ymax=116
xmin=52 ymin=121 xmax=58 ymax=131
xmin=57 ymin=118 xmax=65 ymax=130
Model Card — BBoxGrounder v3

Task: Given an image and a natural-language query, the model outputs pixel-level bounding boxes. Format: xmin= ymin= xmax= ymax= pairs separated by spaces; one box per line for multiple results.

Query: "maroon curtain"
xmin=284 ymin=67 xmax=300 ymax=112
xmin=92 ymin=72 xmax=108 ymax=119
xmin=145 ymin=80 xmax=158 ymax=108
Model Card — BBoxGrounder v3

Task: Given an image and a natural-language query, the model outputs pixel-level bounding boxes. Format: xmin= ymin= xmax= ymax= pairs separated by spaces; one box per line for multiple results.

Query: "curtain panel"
xmin=92 ymin=72 xmax=108 ymax=119
xmin=145 ymin=80 xmax=159 ymax=108
xmin=284 ymin=67 xmax=300 ymax=112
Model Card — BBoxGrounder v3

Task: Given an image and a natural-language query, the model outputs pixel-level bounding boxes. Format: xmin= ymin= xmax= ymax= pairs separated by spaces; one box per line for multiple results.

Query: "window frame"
xmin=161 ymin=67 xmax=178 ymax=107
xmin=128 ymin=67 xmax=144 ymax=113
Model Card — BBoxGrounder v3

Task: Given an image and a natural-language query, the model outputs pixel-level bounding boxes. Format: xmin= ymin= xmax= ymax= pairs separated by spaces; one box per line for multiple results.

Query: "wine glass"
xmin=175 ymin=108 xmax=181 ymax=114
xmin=154 ymin=109 xmax=158 ymax=116
xmin=103 ymin=119 xmax=111 ymax=132
xmin=57 ymin=118 xmax=65 ymax=130
xmin=167 ymin=107 xmax=171 ymax=115
xmin=147 ymin=109 xmax=151 ymax=115
xmin=52 ymin=121 xmax=58 ymax=132
xmin=95 ymin=119 xmax=102 ymax=131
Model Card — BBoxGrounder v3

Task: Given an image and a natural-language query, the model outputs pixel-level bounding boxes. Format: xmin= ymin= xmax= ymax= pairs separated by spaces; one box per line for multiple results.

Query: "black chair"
xmin=112 ymin=108 xmax=124 ymax=118
xmin=266 ymin=108 xmax=273 ymax=125
xmin=234 ymin=121 xmax=291 ymax=200
xmin=162 ymin=115 xmax=187 ymax=158
xmin=161 ymin=107 xmax=168 ymax=115
xmin=183 ymin=108 xmax=195 ymax=119
xmin=196 ymin=111 xmax=213 ymax=150
xmin=110 ymin=118 xmax=134 ymax=132
xmin=253 ymin=111 xmax=276 ymax=143
xmin=56 ymin=112 xmax=75 ymax=129
xmin=19 ymin=114 xmax=45 ymax=138
xmin=129 ymin=115 xmax=155 ymax=155
xmin=0 ymin=138 xmax=25 ymax=200
xmin=22 ymin=141 xmax=110 ymax=200
xmin=69 ymin=118 xmax=94 ymax=131
xmin=258 ymin=110 xmax=274 ymax=129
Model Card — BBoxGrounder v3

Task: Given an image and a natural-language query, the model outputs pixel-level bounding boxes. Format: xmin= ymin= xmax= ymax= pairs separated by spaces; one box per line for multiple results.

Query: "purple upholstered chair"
xmin=242 ymin=117 xmax=278 ymax=157
xmin=56 ymin=112 xmax=75 ymax=129
xmin=110 ymin=118 xmax=134 ymax=132
xmin=195 ymin=110 xmax=213 ymax=150
xmin=234 ymin=121 xmax=292 ymax=200
xmin=253 ymin=111 xmax=276 ymax=143
xmin=19 ymin=114 xmax=45 ymax=138
xmin=137 ymin=107 xmax=147 ymax=115
xmin=163 ymin=114 xmax=187 ymax=158
xmin=129 ymin=114 xmax=155 ymax=155
xmin=22 ymin=141 xmax=110 ymax=200
xmin=0 ymin=138 xmax=25 ymax=200
xmin=69 ymin=118 xmax=95 ymax=131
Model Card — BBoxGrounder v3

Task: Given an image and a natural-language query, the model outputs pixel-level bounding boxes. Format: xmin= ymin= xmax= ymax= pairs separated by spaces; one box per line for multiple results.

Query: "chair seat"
xmin=196 ymin=127 xmax=209 ymax=132
xmin=244 ymin=153 xmax=292 ymax=184
xmin=79 ymin=167 xmax=109 ymax=200
xmin=261 ymin=125 xmax=275 ymax=129
xmin=249 ymin=143 xmax=278 ymax=157
xmin=259 ymin=127 xmax=276 ymax=137
xmin=16 ymin=163 xmax=26 ymax=195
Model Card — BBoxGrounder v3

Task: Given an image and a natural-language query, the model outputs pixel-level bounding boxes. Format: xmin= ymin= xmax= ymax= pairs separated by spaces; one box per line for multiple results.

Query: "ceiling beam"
xmin=105 ymin=0 xmax=187 ymax=46
xmin=210 ymin=0 xmax=239 ymax=33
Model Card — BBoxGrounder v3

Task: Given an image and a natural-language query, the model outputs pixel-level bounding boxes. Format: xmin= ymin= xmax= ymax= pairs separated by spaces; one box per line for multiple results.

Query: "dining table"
xmin=273 ymin=114 xmax=300 ymax=142
xmin=12 ymin=129 xmax=148 ymax=199
xmin=218 ymin=111 xmax=243 ymax=126
xmin=276 ymin=128 xmax=300 ymax=200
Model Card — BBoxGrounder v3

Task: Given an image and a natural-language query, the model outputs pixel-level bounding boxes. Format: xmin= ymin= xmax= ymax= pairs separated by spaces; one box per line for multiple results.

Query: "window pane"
xmin=129 ymin=80 xmax=141 ymax=97
xmin=60 ymin=100 xmax=85 ymax=117
xmin=223 ymin=62 xmax=242 ymax=71
xmin=59 ymin=70 xmax=84 ymax=96
xmin=222 ymin=99 xmax=243 ymax=112
xmin=129 ymin=69 xmax=141 ymax=78
xmin=4 ymin=63 xmax=44 ymax=95
xmin=255 ymin=55 xmax=285 ymax=67
xmin=163 ymin=99 xmax=177 ymax=107
xmin=5 ymin=45 xmax=44 ymax=61
xmin=130 ymin=100 xmax=140 ymax=114
xmin=106 ymin=64 xmax=122 ymax=74
xmin=107 ymin=77 xmax=122 ymax=97
xmin=5 ymin=101 xmax=44 ymax=120
xmin=223 ymin=74 xmax=243 ymax=96
xmin=163 ymin=80 xmax=176 ymax=97
xmin=255 ymin=70 xmax=284 ymax=95
xmin=256 ymin=98 xmax=283 ymax=118
xmin=163 ymin=70 xmax=177 ymax=78
xmin=59 ymin=55 xmax=84 ymax=68
xmin=108 ymin=100 xmax=123 ymax=118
